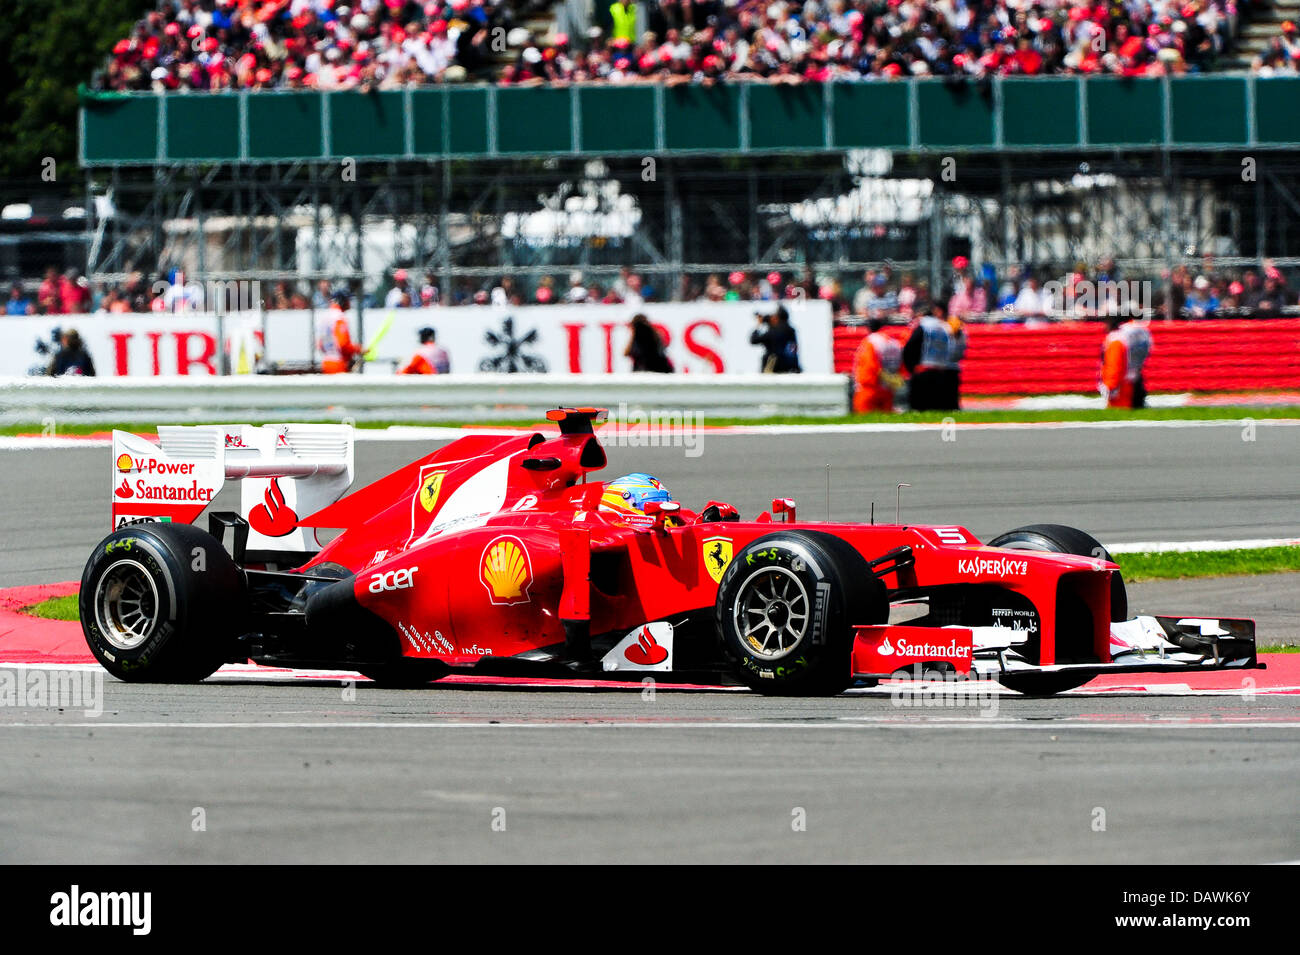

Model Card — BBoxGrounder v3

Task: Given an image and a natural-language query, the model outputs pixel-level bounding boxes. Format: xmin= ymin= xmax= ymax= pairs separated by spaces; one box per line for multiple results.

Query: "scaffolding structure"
xmin=82 ymin=149 xmax=1300 ymax=303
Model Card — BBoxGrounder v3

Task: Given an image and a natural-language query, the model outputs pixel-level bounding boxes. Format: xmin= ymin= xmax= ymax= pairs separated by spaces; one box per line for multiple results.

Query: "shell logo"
xmin=116 ymin=453 xmax=134 ymax=472
xmin=480 ymin=535 xmax=533 ymax=606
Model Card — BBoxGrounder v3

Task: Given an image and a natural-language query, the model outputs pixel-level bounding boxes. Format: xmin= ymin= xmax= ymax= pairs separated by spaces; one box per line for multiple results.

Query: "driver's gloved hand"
xmin=699 ymin=501 xmax=740 ymax=523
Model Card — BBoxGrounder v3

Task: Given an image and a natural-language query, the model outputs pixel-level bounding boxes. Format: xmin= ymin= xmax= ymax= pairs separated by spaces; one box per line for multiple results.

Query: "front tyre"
xmin=80 ymin=523 xmax=246 ymax=683
xmin=716 ymin=531 xmax=887 ymax=696
xmin=986 ymin=522 xmax=1128 ymax=622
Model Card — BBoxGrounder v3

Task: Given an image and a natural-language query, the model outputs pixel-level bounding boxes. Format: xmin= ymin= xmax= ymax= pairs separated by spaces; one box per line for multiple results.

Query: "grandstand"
xmin=10 ymin=1 xmax=1300 ymax=329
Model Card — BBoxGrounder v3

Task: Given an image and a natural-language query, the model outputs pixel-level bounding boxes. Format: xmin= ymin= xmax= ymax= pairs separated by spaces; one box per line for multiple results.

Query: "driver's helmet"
xmin=600 ymin=472 xmax=673 ymax=517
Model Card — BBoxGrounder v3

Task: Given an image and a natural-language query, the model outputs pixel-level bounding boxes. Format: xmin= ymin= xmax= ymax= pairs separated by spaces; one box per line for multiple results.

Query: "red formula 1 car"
xmin=81 ymin=408 xmax=1260 ymax=695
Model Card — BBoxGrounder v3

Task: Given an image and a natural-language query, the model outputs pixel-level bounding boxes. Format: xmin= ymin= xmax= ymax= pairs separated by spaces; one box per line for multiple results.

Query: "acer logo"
xmin=369 ymin=567 xmax=418 ymax=594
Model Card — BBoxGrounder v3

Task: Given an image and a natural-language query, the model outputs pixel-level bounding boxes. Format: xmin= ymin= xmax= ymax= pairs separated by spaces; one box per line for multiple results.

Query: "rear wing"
xmin=111 ymin=424 xmax=355 ymax=553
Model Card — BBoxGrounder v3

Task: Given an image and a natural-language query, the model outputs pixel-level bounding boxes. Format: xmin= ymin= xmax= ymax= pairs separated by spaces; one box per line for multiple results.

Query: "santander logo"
xmin=624 ymin=626 xmax=669 ymax=666
xmin=248 ymin=478 xmax=299 ymax=537
xmin=878 ymin=636 xmax=895 ymax=656
xmin=114 ymin=478 xmax=134 ymax=499
xmin=894 ymin=638 xmax=972 ymax=659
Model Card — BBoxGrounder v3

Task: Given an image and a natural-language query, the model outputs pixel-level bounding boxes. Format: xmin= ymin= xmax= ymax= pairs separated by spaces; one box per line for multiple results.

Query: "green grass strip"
xmin=1116 ymin=546 xmax=1300 ymax=582
xmin=20 ymin=593 xmax=80 ymax=621
xmin=3 ymin=404 xmax=1300 ymax=436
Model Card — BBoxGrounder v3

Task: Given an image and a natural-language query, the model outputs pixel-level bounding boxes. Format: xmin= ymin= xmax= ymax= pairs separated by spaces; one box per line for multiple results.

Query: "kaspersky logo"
xmin=958 ymin=557 xmax=1029 ymax=577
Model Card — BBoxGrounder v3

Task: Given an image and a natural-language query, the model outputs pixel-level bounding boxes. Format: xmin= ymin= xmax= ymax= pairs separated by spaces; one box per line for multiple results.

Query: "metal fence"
xmin=76 ymin=79 xmax=1300 ymax=306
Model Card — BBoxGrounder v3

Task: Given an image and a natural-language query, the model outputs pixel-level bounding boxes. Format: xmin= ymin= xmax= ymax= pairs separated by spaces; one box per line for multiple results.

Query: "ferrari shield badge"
xmin=702 ymin=536 xmax=733 ymax=583
xmin=418 ymin=469 xmax=445 ymax=513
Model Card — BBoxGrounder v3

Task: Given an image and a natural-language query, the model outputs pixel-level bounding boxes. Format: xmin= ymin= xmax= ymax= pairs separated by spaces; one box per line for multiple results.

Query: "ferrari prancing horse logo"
xmin=419 ymin=470 xmax=446 ymax=513
xmin=703 ymin=536 xmax=733 ymax=584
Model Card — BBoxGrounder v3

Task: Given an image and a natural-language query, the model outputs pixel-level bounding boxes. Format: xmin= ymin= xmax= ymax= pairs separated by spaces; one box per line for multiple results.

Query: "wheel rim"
xmin=94 ymin=559 xmax=161 ymax=651
xmin=733 ymin=566 xmax=810 ymax=660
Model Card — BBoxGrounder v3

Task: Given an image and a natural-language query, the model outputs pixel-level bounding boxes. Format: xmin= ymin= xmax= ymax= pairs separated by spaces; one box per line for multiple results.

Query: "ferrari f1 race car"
xmin=81 ymin=408 xmax=1260 ymax=695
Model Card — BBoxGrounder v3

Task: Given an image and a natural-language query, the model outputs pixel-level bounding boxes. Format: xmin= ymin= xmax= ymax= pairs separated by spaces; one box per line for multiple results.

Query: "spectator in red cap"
xmin=385 ymin=269 xmax=412 ymax=308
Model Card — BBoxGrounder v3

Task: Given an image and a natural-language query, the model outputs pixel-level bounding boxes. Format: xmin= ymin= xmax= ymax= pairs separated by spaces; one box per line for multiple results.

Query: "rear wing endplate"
xmin=110 ymin=424 xmax=354 ymax=553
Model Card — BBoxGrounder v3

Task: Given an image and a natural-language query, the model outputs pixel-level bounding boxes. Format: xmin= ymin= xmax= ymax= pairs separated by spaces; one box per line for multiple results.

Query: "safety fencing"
xmin=2 ymin=301 xmax=832 ymax=378
xmin=833 ymin=319 xmax=1300 ymax=395
xmin=0 ymin=373 xmax=851 ymax=424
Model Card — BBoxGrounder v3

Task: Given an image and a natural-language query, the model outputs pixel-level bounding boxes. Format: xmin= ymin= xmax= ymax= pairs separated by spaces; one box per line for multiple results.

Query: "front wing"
xmin=852 ymin=615 xmax=1259 ymax=683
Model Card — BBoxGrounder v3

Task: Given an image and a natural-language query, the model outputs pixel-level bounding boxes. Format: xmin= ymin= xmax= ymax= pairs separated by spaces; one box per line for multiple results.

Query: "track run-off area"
xmin=0 ymin=417 xmax=1296 ymax=862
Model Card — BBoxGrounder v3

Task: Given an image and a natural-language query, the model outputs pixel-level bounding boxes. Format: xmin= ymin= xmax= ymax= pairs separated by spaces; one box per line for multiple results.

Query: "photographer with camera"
xmin=750 ymin=305 xmax=802 ymax=374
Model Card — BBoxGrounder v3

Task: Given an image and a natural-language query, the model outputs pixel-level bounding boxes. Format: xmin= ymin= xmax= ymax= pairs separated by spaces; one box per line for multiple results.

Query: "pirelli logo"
xmin=811 ymin=581 xmax=831 ymax=645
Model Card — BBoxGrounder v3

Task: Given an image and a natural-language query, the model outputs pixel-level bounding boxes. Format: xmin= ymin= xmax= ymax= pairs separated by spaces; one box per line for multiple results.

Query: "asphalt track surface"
xmin=0 ymin=684 xmax=1295 ymax=864
xmin=1 ymin=423 xmax=1297 ymax=863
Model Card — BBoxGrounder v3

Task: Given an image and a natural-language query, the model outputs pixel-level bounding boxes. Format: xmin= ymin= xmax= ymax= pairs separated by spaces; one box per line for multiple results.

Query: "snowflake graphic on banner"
xmin=478 ymin=317 xmax=548 ymax=373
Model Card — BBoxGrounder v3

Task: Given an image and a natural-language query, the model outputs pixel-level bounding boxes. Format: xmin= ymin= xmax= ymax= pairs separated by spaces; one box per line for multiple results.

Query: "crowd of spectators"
xmin=842 ymin=254 xmax=1297 ymax=320
xmin=6 ymin=267 xmax=94 ymax=316
xmin=97 ymin=0 xmax=518 ymax=91
xmin=1251 ymin=19 xmax=1300 ymax=74
xmin=514 ymin=0 xmax=1245 ymax=83
xmin=96 ymin=0 xmax=1284 ymax=94
xmin=9 ymin=256 xmax=1294 ymax=319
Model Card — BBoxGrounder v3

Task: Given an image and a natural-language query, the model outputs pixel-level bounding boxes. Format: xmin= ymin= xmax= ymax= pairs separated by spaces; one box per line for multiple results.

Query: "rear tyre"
xmin=359 ymin=662 xmax=449 ymax=688
xmin=80 ymin=523 xmax=245 ymax=683
xmin=716 ymin=531 xmax=887 ymax=696
xmin=985 ymin=522 xmax=1128 ymax=622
